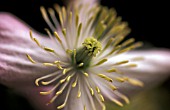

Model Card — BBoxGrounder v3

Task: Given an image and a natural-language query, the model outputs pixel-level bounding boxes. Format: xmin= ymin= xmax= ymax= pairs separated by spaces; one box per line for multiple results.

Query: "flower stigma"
xmin=72 ymin=37 xmax=102 ymax=70
xmin=26 ymin=2 xmax=144 ymax=110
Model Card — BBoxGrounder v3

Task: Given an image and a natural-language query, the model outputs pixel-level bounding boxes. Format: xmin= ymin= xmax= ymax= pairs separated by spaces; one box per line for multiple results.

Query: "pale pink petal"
xmin=108 ymin=49 xmax=170 ymax=95
xmin=0 ymin=12 xmax=59 ymax=110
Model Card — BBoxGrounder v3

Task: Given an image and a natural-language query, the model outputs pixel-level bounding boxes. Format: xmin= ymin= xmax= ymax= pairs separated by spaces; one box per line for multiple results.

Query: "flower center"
xmin=71 ymin=37 xmax=102 ymax=70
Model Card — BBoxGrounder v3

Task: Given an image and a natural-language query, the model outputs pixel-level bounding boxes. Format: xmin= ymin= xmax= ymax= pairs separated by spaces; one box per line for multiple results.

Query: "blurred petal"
xmin=108 ymin=49 xmax=170 ymax=95
xmin=0 ymin=12 xmax=59 ymax=110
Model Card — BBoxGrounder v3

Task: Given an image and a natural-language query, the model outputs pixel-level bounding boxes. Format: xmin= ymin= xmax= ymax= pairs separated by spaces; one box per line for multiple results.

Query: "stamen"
xmin=96 ymin=86 xmax=100 ymax=93
xmin=72 ymin=76 xmax=78 ymax=88
xmin=44 ymin=47 xmax=55 ymax=52
xmin=116 ymin=42 xmax=143 ymax=55
xmin=114 ymin=77 xmax=127 ymax=83
xmin=48 ymin=8 xmax=59 ymax=28
xmin=29 ymin=30 xmax=41 ymax=47
xmin=109 ymin=84 xmax=117 ymax=90
xmin=99 ymin=94 xmax=105 ymax=102
xmin=111 ymin=98 xmax=123 ymax=107
xmin=41 ymin=74 xmax=63 ymax=86
xmin=58 ymin=10 xmax=64 ymax=27
xmin=107 ymin=68 xmax=117 ymax=73
xmin=40 ymin=6 xmax=55 ymax=31
xmin=94 ymin=58 xmax=107 ymax=66
xmin=54 ymin=61 xmax=63 ymax=69
xmin=127 ymin=78 xmax=144 ymax=87
xmin=66 ymin=73 xmax=75 ymax=82
xmin=54 ymin=31 xmax=62 ymax=44
xmin=83 ymin=72 xmax=89 ymax=77
xmin=75 ymin=23 xmax=82 ymax=48
xmin=57 ymin=85 xmax=71 ymax=109
xmin=75 ymin=14 xmax=79 ymax=27
xmin=35 ymin=71 xmax=59 ymax=86
xmin=66 ymin=49 xmax=73 ymax=54
xmin=114 ymin=91 xmax=130 ymax=104
xmin=77 ymin=90 xmax=81 ymax=98
xmin=56 ymin=81 xmax=69 ymax=95
xmin=78 ymin=63 xmax=84 ymax=67
xmin=113 ymin=60 xmax=129 ymax=66
xmin=113 ymin=36 xmax=125 ymax=47
xmin=77 ymin=79 xmax=81 ymax=98
xmin=47 ymin=95 xmax=58 ymax=105
xmin=62 ymin=68 xmax=71 ymax=75
xmin=84 ymin=105 xmax=86 ymax=110
xmin=124 ymin=64 xmax=137 ymax=68
xmin=61 ymin=6 xmax=67 ymax=23
xmin=101 ymin=38 xmax=115 ymax=53
xmin=98 ymin=74 xmax=113 ymax=82
xmin=43 ymin=63 xmax=54 ymax=66
xmin=40 ymin=81 xmax=61 ymax=95
xmin=131 ymin=57 xmax=144 ymax=61
xmin=62 ymin=28 xmax=67 ymax=37
xmin=26 ymin=54 xmax=36 ymax=63
xmin=121 ymin=38 xmax=135 ymax=47
xmin=29 ymin=30 xmax=33 ymax=40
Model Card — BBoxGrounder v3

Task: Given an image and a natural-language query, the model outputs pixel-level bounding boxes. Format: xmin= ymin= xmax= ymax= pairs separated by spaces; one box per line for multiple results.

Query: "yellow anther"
xmin=54 ymin=31 xmax=62 ymax=44
xmin=77 ymin=90 xmax=81 ymax=98
xmin=77 ymin=23 xmax=82 ymax=37
xmin=115 ymin=92 xmax=130 ymax=104
xmin=98 ymin=74 xmax=113 ymax=82
xmin=124 ymin=64 xmax=137 ymax=68
xmin=44 ymin=47 xmax=55 ymax=52
xmin=62 ymin=28 xmax=66 ymax=37
xmin=66 ymin=49 xmax=73 ymax=54
xmin=94 ymin=59 xmax=107 ymax=66
xmin=54 ymin=61 xmax=63 ymax=69
xmin=107 ymin=68 xmax=117 ymax=73
xmin=84 ymin=105 xmax=86 ymax=110
xmin=43 ymin=63 xmax=54 ymax=66
xmin=35 ymin=79 xmax=40 ymax=86
xmin=78 ymin=63 xmax=84 ymax=67
xmin=29 ymin=30 xmax=33 ymax=39
xmin=109 ymin=84 xmax=117 ymax=90
xmin=96 ymin=86 xmax=100 ymax=93
xmin=115 ymin=77 xmax=127 ymax=82
xmin=114 ymin=60 xmax=129 ymax=65
xmin=56 ymin=90 xmax=63 ymax=95
xmin=99 ymin=94 xmax=105 ymax=102
xmin=57 ymin=103 xmax=66 ymax=109
xmin=76 ymin=14 xmax=79 ymax=27
xmin=33 ymin=37 xmax=41 ymax=47
xmin=63 ymin=68 xmax=70 ymax=75
xmin=127 ymin=78 xmax=144 ymax=87
xmin=26 ymin=54 xmax=36 ymax=63
xmin=112 ymin=98 xmax=124 ymax=107
xmin=60 ymin=78 xmax=66 ymax=83
xmin=121 ymin=38 xmax=135 ymax=47
xmin=90 ymin=88 xmax=94 ymax=96
xmin=83 ymin=72 xmax=89 ymax=77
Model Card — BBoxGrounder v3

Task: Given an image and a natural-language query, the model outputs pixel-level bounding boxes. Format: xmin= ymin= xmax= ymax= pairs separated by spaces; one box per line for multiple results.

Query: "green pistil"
xmin=82 ymin=37 xmax=102 ymax=57
xmin=71 ymin=37 xmax=102 ymax=70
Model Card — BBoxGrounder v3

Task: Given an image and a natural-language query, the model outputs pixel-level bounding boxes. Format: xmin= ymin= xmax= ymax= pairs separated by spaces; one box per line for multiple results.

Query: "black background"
xmin=0 ymin=0 xmax=169 ymax=110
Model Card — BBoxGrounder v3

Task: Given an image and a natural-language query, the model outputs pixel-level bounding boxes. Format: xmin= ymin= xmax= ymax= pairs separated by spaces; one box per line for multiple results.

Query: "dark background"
xmin=0 ymin=0 xmax=169 ymax=110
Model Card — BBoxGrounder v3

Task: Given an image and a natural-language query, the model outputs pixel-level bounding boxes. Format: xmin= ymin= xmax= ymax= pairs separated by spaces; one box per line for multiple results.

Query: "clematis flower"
xmin=0 ymin=0 xmax=170 ymax=110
